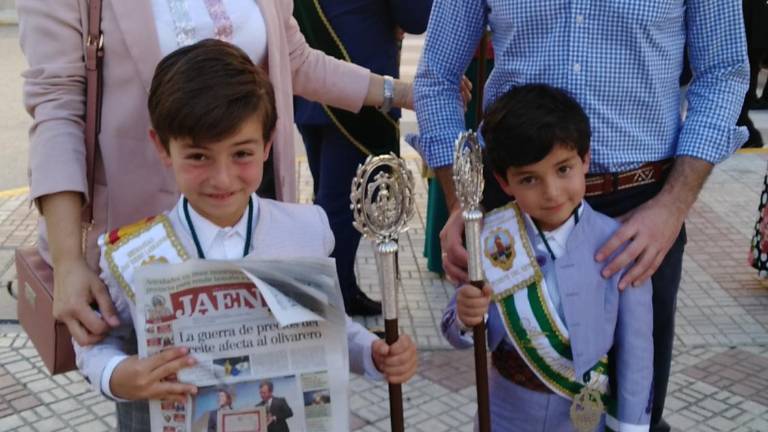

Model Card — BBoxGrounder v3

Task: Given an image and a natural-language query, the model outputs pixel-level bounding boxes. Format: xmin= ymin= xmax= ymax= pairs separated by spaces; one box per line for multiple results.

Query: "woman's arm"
xmin=364 ymin=74 xmax=413 ymax=111
xmin=280 ymin=1 xmax=413 ymax=112
xmin=17 ymin=0 xmax=118 ymax=344
xmin=41 ymin=192 xmax=119 ymax=345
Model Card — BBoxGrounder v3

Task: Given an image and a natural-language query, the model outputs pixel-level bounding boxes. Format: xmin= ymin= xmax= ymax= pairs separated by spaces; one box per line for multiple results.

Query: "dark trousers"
xmin=483 ymin=175 xmax=685 ymax=432
xmin=116 ymin=400 xmax=150 ymax=432
xmin=298 ymin=123 xmax=368 ymax=303
xmin=736 ymin=0 xmax=768 ymax=146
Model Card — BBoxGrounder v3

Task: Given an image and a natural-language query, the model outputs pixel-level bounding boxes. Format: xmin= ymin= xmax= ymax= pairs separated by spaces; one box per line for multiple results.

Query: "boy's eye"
xmin=519 ymin=176 xmax=536 ymax=185
xmin=234 ymin=150 xmax=254 ymax=159
xmin=558 ymin=165 xmax=572 ymax=174
xmin=186 ymin=153 xmax=207 ymax=161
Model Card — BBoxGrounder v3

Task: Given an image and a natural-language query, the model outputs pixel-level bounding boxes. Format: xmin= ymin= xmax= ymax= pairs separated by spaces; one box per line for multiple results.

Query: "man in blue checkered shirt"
xmin=411 ymin=1 xmax=749 ymax=430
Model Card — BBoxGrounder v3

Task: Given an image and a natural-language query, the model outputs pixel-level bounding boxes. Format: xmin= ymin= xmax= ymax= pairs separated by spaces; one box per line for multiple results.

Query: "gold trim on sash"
xmin=104 ymin=215 xmax=189 ymax=302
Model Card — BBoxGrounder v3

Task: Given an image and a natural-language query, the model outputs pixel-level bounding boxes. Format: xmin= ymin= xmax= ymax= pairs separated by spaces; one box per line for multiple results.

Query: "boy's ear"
xmin=262 ymin=131 xmax=274 ymax=162
xmin=493 ymin=171 xmax=516 ymax=198
xmin=581 ymin=151 xmax=591 ymax=175
xmin=149 ymin=129 xmax=172 ymax=167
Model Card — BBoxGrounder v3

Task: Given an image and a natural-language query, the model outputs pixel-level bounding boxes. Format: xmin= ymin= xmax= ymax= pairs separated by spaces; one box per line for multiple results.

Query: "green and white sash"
xmin=482 ymin=203 xmax=614 ymax=430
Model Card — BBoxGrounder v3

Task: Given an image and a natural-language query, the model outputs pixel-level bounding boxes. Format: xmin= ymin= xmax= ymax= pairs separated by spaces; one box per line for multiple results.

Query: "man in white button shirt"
xmin=73 ymin=39 xmax=418 ymax=432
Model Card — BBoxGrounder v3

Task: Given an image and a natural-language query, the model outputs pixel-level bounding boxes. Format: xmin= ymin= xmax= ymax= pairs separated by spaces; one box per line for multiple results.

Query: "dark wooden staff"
xmin=453 ymin=131 xmax=491 ymax=432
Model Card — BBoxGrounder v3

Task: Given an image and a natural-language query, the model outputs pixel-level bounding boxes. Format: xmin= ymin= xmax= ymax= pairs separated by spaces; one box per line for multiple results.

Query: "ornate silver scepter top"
xmin=453 ymin=130 xmax=485 ymax=282
xmin=350 ymin=153 xmax=415 ymax=320
xmin=350 ymin=153 xmax=415 ymax=244
xmin=453 ymin=130 xmax=485 ymax=213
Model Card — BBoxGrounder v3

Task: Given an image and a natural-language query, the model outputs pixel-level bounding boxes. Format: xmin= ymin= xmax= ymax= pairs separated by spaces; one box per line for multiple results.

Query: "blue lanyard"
xmin=533 ymin=204 xmax=581 ymax=262
xmin=182 ymin=197 xmax=254 ymax=259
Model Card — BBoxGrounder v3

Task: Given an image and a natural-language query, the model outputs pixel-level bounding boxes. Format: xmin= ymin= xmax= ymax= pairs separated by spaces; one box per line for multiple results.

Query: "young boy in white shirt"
xmin=74 ymin=39 xmax=418 ymax=431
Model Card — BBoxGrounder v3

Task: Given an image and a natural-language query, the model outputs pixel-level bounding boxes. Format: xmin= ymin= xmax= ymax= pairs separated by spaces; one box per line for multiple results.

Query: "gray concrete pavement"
xmin=0 ymin=25 xmax=29 ymax=191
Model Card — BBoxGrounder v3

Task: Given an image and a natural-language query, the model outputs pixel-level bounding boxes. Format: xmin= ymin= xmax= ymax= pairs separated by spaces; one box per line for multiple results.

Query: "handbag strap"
xmin=83 ymin=0 xmax=104 ymax=224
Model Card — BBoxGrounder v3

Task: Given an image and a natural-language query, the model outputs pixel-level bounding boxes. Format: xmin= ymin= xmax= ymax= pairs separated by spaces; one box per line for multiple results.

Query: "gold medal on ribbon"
xmin=569 ymin=385 xmax=604 ymax=432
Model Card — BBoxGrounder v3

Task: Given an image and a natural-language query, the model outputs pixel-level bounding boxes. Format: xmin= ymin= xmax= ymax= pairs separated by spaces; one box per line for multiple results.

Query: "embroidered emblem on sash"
xmin=484 ymin=227 xmax=515 ymax=271
xmin=141 ymin=255 xmax=170 ymax=266
xmin=103 ymin=215 xmax=189 ymax=302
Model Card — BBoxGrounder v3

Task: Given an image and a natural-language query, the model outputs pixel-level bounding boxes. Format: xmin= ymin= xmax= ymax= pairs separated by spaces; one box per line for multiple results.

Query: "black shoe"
xmin=650 ymin=417 xmax=671 ymax=432
xmin=344 ymin=291 xmax=382 ymax=316
xmin=750 ymin=97 xmax=768 ymax=110
xmin=742 ymin=130 xmax=764 ymax=149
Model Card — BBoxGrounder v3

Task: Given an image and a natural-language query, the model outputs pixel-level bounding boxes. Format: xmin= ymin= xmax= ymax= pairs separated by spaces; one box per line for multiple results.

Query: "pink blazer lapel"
xmin=108 ymin=0 xmax=162 ymax=92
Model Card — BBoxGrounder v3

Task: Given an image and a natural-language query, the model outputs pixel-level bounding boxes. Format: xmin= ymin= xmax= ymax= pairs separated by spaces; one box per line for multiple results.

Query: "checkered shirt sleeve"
xmin=412 ymin=0 xmax=749 ymax=172
xmin=678 ymin=0 xmax=750 ymax=164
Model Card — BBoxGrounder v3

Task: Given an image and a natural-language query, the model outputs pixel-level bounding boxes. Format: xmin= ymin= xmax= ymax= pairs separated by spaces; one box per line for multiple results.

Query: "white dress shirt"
xmin=524 ymin=202 xmax=584 ymax=324
xmin=151 ymin=0 xmax=268 ymax=64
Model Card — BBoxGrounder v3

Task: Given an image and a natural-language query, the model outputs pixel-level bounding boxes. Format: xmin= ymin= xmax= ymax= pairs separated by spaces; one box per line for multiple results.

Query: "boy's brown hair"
xmin=148 ymin=39 xmax=277 ymax=149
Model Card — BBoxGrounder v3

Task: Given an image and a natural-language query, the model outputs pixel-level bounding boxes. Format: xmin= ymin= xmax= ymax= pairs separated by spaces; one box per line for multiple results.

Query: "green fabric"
xmin=498 ymin=286 xmax=612 ymax=406
xmin=527 ymin=284 xmax=574 ymax=359
xmin=424 ymin=178 xmax=449 ymax=273
xmin=292 ymin=1 xmax=398 ymax=156
xmin=423 ymin=57 xmax=495 ymax=274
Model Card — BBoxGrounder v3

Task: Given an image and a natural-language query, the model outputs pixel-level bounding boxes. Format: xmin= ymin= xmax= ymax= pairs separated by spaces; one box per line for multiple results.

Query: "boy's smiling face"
xmin=495 ymin=145 xmax=590 ymax=231
xmin=151 ymin=114 xmax=272 ymax=228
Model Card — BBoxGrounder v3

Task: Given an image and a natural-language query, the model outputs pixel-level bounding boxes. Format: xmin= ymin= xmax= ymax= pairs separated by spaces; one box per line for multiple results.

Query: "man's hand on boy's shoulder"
xmin=596 ymin=157 xmax=712 ymax=289
xmin=110 ymin=347 xmax=198 ymax=403
xmin=596 ymin=195 xmax=685 ymax=289
xmin=371 ymin=335 xmax=418 ymax=384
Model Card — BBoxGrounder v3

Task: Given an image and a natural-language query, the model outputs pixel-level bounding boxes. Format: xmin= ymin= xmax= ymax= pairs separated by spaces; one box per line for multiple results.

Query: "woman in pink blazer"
xmin=17 ymin=0 xmax=412 ymax=345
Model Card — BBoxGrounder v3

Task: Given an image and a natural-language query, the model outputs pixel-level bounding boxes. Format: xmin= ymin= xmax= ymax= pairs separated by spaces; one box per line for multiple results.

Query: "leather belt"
xmin=492 ymin=345 xmax=552 ymax=394
xmin=585 ymin=159 xmax=672 ymax=197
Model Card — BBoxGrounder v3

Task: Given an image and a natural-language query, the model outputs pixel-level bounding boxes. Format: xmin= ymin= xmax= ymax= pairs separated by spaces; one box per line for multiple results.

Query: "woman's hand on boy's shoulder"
xmin=111 ymin=347 xmax=198 ymax=403
xmin=371 ymin=335 xmax=418 ymax=385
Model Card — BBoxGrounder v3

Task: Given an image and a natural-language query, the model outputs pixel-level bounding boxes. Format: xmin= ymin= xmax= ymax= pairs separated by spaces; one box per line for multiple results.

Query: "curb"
xmin=0 ymin=186 xmax=28 ymax=198
xmin=0 ymin=10 xmax=17 ymax=26
xmin=737 ymin=147 xmax=768 ymax=155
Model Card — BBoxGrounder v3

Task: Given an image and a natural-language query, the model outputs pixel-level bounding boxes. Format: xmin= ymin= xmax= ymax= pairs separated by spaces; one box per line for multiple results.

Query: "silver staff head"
xmin=453 ymin=130 xmax=485 ymax=213
xmin=454 ymin=130 xmax=486 ymax=282
xmin=350 ymin=153 xmax=415 ymax=243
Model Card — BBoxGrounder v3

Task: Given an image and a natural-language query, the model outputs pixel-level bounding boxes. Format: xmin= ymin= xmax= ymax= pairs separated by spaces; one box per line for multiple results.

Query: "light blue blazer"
xmin=442 ymin=202 xmax=654 ymax=430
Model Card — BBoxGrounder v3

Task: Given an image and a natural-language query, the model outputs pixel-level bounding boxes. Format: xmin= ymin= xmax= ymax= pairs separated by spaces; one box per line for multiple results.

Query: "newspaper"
xmin=133 ymin=257 xmax=350 ymax=432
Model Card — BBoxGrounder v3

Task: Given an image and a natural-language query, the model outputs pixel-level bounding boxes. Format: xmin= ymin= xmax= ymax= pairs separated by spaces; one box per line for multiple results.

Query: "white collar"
xmin=176 ymin=194 xmax=259 ymax=256
xmin=524 ymin=202 xmax=584 ymax=259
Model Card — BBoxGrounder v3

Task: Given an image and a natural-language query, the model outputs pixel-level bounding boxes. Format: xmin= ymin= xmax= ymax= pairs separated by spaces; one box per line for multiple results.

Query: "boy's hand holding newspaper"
xmin=456 ymin=284 xmax=493 ymax=327
xmin=111 ymin=347 xmax=198 ymax=403
xmin=371 ymin=335 xmax=418 ymax=384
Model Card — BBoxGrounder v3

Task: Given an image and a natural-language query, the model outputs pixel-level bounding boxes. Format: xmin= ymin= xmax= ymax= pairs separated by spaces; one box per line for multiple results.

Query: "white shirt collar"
xmin=524 ymin=202 xmax=584 ymax=260
xmin=176 ymin=194 xmax=259 ymax=258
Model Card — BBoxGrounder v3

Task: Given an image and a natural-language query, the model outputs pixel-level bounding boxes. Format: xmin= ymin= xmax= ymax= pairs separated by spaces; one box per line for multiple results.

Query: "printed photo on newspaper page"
xmin=133 ymin=258 xmax=350 ymax=432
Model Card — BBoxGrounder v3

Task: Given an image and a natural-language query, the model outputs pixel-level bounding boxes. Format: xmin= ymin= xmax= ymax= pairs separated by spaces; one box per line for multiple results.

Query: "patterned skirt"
xmin=749 ymin=167 xmax=768 ymax=278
